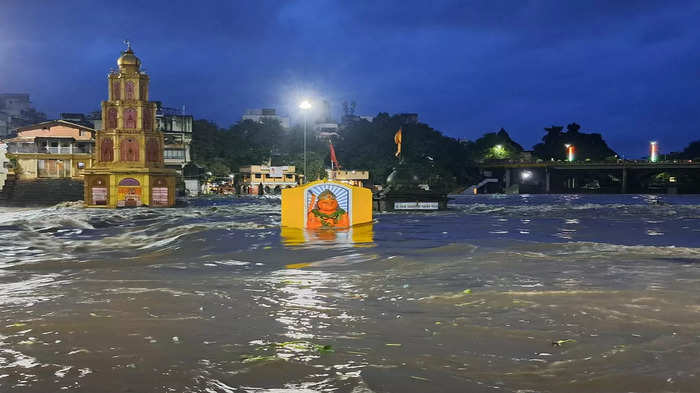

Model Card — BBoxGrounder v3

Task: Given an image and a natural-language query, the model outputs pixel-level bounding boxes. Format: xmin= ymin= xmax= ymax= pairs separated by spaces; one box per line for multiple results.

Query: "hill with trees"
xmin=533 ymin=123 xmax=617 ymax=161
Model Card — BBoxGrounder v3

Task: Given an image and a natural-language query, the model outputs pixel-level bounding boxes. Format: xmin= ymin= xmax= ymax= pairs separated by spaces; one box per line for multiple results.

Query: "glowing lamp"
xmin=299 ymin=100 xmax=312 ymax=110
xmin=650 ymin=141 xmax=658 ymax=163
xmin=565 ymin=144 xmax=575 ymax=162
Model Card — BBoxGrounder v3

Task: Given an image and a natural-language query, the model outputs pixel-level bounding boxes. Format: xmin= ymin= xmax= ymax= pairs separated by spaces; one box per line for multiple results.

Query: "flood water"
xmin=1 ymin=194 xmax=700 ymax=392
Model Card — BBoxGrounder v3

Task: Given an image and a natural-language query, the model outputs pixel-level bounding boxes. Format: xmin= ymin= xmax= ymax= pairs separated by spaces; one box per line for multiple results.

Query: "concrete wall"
xmin=0 ymin=179 xmax=84 ymax=206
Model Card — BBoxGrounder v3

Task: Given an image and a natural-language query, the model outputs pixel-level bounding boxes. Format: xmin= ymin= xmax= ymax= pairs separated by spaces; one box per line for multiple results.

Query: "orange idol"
xmin=307 ymin=190 xmax=349 ymax=229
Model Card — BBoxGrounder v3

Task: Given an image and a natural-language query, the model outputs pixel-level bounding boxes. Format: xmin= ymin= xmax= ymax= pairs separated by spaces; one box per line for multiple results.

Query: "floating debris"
xmin=552 ymin=339 xmax=577 ymax=347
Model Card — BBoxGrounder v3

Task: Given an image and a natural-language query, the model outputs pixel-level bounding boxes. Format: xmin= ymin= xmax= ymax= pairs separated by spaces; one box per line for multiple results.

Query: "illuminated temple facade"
xmin=83 ymin=45 xmax=176 ymax=207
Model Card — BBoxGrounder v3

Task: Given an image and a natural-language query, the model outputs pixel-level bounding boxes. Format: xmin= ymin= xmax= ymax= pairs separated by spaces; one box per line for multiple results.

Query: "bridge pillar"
xmin=545 ymin=167 xmax=550 ymax=193
xmin=622 ymin=167 xmax=628 ymax=193
xmin=505 ymin=169 xmax=511 ymax=189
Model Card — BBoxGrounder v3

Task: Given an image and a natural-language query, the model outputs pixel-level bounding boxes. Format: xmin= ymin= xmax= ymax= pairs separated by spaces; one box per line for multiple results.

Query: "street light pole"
xmin=299 ymin=100 xmax=312 ymax=184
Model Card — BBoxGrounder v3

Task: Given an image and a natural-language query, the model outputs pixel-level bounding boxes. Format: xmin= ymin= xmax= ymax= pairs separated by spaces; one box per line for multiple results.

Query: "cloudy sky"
xmin=1 ymin=0 xmax=698 ymax=156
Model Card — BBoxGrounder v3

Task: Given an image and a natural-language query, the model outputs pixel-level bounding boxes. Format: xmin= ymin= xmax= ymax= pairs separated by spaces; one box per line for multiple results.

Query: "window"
xmin=108 ymin=108 xmax=118 ymax=128
xmin=163 ymin=149 xmax=184 ymax=159
xmin=124 ymin=108 xmax=137 ymax=128
xmin=125 ymin=81 xmax=135 ymax=100
xmin=38 ymin=159 xmax=70 ymax=178
xmin=120 ymin=138 xmax=139 ymax=161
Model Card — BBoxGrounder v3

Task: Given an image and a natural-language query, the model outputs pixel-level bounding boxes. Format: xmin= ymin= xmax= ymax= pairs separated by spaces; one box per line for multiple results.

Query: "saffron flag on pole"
xmin=394 ymin=128 xmax=402 ymax=157
xmin=329 ymin=142 xmax=340 ymax=169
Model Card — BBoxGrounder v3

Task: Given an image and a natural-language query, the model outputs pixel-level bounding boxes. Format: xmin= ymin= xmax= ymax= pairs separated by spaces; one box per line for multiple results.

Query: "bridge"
xmin=475 ymin=161 xmax=700 ymax=194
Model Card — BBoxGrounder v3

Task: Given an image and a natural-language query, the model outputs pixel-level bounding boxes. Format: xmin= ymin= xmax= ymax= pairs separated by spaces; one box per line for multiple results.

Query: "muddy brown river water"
xmin=1 ymin=194 xmax=700 ymax=392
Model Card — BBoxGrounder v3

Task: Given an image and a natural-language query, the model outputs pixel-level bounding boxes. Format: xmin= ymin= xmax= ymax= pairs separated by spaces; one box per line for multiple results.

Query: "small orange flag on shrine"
xmin=394 ymin=128 xmax=402 ymax=157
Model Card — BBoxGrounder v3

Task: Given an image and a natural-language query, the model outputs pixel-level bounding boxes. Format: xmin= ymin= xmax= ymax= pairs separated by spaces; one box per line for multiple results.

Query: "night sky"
xmin=1 ymin=1 xmax=698 ymax=157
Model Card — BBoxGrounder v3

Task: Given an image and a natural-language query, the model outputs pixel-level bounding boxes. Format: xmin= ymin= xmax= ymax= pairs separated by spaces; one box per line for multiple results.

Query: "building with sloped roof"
xmin=3 ymin=120 xmax=95 ymax=180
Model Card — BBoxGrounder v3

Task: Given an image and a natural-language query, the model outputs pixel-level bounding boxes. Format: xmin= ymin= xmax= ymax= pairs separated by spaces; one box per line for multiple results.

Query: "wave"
xmin=449 ymin=201 xmax=700 ymax=218
xmin=0 ymin=201 xmax=279 ymax=267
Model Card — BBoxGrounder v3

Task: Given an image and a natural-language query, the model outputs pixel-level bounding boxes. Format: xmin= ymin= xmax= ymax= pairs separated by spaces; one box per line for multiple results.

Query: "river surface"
xmin=1 ymin=194 xmax=700 ymax=392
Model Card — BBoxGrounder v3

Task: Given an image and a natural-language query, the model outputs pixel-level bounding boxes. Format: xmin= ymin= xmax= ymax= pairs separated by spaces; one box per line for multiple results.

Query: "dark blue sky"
xmin=1 ymin=1 xmax=698 ymax=157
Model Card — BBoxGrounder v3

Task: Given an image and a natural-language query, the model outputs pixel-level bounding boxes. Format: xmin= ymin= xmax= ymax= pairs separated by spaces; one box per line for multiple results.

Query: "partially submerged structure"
xmin=281 ymin=180 xmax=372 ymax=229
xmin=83 ymin=44 xmax=176 ymax=207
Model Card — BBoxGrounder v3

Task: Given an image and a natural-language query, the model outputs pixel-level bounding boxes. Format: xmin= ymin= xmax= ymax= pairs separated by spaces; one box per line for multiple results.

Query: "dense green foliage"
xmin=191 ymin=118 xmax=328 ymax=180
xmin=466 ymin=128 xmax=524 ymax=161
xmin=190 ymin=116 xmax=629 ymax=189
xmin=533 ymin=123 xmax=617 ymax=161
xmin=334 ymin=113 xmax=473 ymax=189
xmin=191 ymin=114 xmax=477 ymax=188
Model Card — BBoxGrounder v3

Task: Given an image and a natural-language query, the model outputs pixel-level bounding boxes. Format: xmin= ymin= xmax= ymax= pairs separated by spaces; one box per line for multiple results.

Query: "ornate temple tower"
xmin=83 ymin=44 xmax=176 ymax=207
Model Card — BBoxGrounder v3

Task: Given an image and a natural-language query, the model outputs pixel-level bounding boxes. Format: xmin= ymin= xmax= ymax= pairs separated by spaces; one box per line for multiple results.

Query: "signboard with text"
xmin=394 ymin=202 xmax=439 ymax=210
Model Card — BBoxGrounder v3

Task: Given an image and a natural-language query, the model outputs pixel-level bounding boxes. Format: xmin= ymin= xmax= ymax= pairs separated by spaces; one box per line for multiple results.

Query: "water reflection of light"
xmin=0 ymin=274 xmax=64 ymax=306
xmin=281 ymin=224 xmax=374 ymax=247
xmin=271 ymin=269 xmax=335 ymax=344
xmin=242 ymin=266 xmax=370 ymax=391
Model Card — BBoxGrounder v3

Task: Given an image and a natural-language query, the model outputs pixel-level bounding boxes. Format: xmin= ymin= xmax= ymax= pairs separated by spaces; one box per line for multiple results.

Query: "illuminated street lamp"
xmin=493 ymin=144 xmax=505 ymax=159
xmin=650 ymin=141 xmax=658 ymax=163
xmin=299 ymin=100 xmax=312 ymax=183
xmin=565 ymin=144 xmax=575 ymax=162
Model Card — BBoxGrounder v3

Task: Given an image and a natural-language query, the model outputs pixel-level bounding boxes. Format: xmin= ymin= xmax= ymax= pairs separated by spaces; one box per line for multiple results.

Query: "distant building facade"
xmin=3 ymin=120 xmax=95 ymax=180
xmin=239 ymin=165 xmax=298 ymax=194
xmin=315 ymin=122 xmax=340 ymax=139
xmin=326 ymin=169 xmax=369 ymax=187
xmin=155 ymin=104 xmax=193 ymax=172
xmin=60 ymin=112 xmax=99 ymax=128
xmin=242 ymin=108 xmax=290 ymax=129
xmin=0 ymin=142 xmax=9 ymax=190
xmin=0 ymin=94 xmax=48 ymax=137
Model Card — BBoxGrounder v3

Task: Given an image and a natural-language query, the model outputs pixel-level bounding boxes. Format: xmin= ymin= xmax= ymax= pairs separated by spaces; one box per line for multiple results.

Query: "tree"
xmin=678 ymin=140 xmax=700 ymax=160
xmin=471 ymin=128 xmax=524 ymax=161
xmin=334 ymin=113 xmax=472 ymax=188
xmin=533 ymin=123 xmax=617 ymax=161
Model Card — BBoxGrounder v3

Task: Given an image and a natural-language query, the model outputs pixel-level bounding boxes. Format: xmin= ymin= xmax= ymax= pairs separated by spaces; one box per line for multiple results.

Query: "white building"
xmin=0 ymin=143 xmax=9 ymax=191
xmin=242 ymin=108 xmax=290 ymax=129
xmin=315 ymin=122 xmax=340 ymax=139
xmin=156 ymin=105 xmax=193 ymax=172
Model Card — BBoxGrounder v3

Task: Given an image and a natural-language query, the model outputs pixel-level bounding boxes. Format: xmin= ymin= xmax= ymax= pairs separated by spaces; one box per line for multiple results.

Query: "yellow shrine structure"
xmin=83 ymin=44 xmax=176 ymax=208
xmin=281 ymin=180 xmax=372 ymax=229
